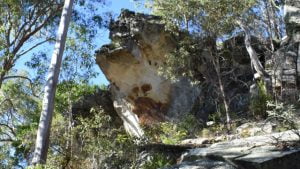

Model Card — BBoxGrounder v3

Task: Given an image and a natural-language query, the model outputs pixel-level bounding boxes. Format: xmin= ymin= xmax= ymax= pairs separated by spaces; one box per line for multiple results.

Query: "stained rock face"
xmin=96 ymin=10 xmax=200 ymax=137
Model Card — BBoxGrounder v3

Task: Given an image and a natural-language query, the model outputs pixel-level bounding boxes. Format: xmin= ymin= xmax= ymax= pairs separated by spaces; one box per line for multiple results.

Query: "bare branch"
xmin=0 ymin=138 xmax=14 ymax=142
xmin=0 ymin=123 xmax=16 ymax=136
xmin=12 ymin=2 xmax=60 ymax=55
xmin=2 ymin=75 xmax=38 ymax=97
xmin=13 ymin=4 xmax=50 ymax=46
xmin=12 ymin=13 xmax=54 ymax=55
xmin=270 ymin=0 xmax=281 ymax=11
xmin=16 ymin=38 xmax=55 ymax=58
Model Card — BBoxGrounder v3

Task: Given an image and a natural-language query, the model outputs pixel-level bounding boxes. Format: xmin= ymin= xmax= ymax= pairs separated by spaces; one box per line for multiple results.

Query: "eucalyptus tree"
xmin=0 ymin=0 xmax=105 ymax=87
xmin=0 ymin=0 xmax=63 ymax=89
xmin=31 ymin=0 xmax=74 ymax=165
xmin=0 ymin=0 xmax=107 ymax=167
xmin=146 ymin=0 xmax=258 ymax=127
xmin=0 ymin=1 xmax=62 ymax=167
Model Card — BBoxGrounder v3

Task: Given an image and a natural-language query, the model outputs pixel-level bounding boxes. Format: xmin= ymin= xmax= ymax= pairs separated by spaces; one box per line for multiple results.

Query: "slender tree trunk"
xmin=218 ymin=76 xmax=231 ymax=129
xmin=264 ymin=0 xmax=275 ymax=52
xmin=0 ymin=72 xmax=5 ymax=89
xmin=268 ymin=0 xmax=281 ymax=40
xmin=213 ymin=57 xmax=231 ymax=130
xmin=31 ymin=0 xmax=74 ymax=165
xmin=236 ymin=20 xmax=270 ymax=78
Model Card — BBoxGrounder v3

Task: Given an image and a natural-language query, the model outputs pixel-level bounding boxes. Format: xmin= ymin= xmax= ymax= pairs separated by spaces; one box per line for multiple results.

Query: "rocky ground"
xmin=167 ymin=129 xmax=300 ymax=169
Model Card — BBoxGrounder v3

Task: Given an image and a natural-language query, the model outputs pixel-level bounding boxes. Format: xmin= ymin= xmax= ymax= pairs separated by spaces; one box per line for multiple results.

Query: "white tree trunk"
xmin=236 ymin=20 xmax=269 ymax=78
xmin=32 ymin=0 xmax=74 ymax=165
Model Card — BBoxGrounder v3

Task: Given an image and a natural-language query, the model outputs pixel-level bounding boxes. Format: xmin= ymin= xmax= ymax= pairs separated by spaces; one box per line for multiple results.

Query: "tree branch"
xmin=12 ymin=2 xmax=60 ymax=55
xmin=5 ymin=11 xmax=12 ymax=48
xmin=0 ymin=138 xmax=14 ymax=142
xmin=2 ymin=75 xmax=38 ymax=97
xmin=12 ymin=12 xmax=54 ymax=55
xmin=270 ymin=0 xmax=281 ymax=11
xmin=16 ymin=38 xmax=55 ymax=58
xmin=0 ymin=123 xmax=16 ymax=136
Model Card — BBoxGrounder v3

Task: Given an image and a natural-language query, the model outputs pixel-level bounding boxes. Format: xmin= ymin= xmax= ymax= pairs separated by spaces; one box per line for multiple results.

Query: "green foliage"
xmin=0 ymin=77 xmax=40 ymax=168
xmin=99 ymin=84 xmax=108 ymax=90
xmin=0 ymin=79 xmax=114 ymax=168
xmin=266 ymin=101 xmax=299 ymax=132
xmin=144 ymin=114 xmax=202 ymax=144
xmin=25 ymin=0 xmax=106 ymax=84
xmin=158 ymin=36 xmax=204 ymax=82
xmin=178 ymin=114 xmax=204 ymax=135
xmin=144 ymin=122 xmax=187 ymax=144
xmin=147 ymin=0 xmax=256 ymax=35
xmin=250 ymin=80 xmax=271 ymax=119
xmin=0 ymin=0 xmax=290 ymax=168
xmin=141 ymin=153 xmax=172 ymax=169
xmin=0 ymin=0 xmax=110 ymax=166
xmin=159 ymin=122 xmax=188 ymax=144
xmin=55 ymin=82 xmax=99 ymax=112
xmin=0 ymin=0 xmax=106 ymax=87
xmin=45 ymin=103 xmax=139 ymax=169
xmin=145 ymin=0 xmax=201 ymax=32
xmin=0 ymin=0 xmax=62 ymax=83
xmin=208 ymin=111 xmax=222 ymax=123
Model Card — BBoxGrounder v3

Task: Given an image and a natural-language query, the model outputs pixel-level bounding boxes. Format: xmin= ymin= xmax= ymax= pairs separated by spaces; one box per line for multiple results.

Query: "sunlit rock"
xmin=96 ymin=10 xmax=200 ymax=137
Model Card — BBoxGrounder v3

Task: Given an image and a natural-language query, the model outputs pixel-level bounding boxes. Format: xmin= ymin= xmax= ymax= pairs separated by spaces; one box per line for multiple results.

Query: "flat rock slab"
xmin=169 ymin=130 xmax=300 ymax=169
xmin=165 ymin=159 xmax=236 ymax=169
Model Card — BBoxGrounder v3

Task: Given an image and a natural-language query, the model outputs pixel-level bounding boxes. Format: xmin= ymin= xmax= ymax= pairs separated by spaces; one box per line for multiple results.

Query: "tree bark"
xmin=264 ymin=0 xmax=275 ymax=52
xmin=214 ymin=59 xmax=231 ymax=130
xmin=31 ymin=0 xmax=74 ymax=165
xmin=236 ymin=20 xmax=270 ymax=78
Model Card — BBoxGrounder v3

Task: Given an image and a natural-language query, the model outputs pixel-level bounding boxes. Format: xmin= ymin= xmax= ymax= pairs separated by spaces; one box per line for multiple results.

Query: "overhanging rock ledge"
xmin=95 ymin=10 xmax=200 ymax=137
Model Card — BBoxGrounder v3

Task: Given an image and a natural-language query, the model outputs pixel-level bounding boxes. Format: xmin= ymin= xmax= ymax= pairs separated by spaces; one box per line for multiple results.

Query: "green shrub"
xmin=144 ymin=122 xmax=187 ymax=144
xmin=144 ymin=114 xmax=204 ymax=144
xmin=43 ymin=106 xmax=139 ymax=169
xmin=159 ymin=122 xmax=188 ymax=144
xmin=250 ymin=80 xmax=271 ymax=119
xmin=178 ymin=114 xmax=204 ymax=135
xmin=141 ymin=153 xmax=172 ymax=169
xmin=266 ymin=101 xmax=299 ymax=132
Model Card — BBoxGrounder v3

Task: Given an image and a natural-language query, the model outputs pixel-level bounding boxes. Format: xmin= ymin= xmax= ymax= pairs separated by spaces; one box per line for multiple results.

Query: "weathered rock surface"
xmin=266 ymin=1 xmax=300 ymax=102
xmin=168 ymin=130 xmax=300 ymax=169
xmin=95 ymin=10 xmax=268 ymax=137
xmin=96 ymin=10 xmax=200 ymax=136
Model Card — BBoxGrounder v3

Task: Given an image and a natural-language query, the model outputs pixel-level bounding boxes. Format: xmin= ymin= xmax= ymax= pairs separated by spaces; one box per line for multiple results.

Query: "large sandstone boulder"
xmin=95 ymin=10 xmax=267 ymax=137
xmin=96 ymin=10 xmax=200 ymax=137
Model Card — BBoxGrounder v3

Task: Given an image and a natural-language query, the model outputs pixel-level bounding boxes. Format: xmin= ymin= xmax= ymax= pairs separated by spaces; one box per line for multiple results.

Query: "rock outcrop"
xmin=95 ymin=10 xmax=277 ymax=137
xmin=96 ymin=10 xmax=200 ymax=137
xmin=168 ymin=130 xmax=300 ymax=169
xmin=266 ymin=1 xmax=300 ymax=102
